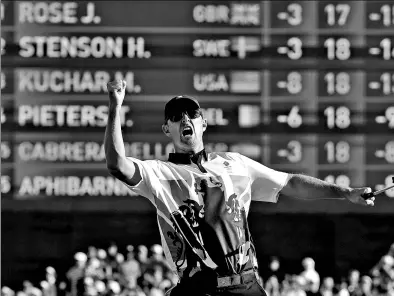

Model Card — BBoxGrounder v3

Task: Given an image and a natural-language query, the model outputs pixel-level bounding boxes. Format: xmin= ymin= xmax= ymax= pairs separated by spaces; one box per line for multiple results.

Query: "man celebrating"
xmin=104 ymin=79 xmax=375 ymax=296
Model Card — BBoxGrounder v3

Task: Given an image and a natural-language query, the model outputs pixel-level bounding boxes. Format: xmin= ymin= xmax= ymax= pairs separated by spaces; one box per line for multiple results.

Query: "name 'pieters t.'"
xmin=104 ymin=79 xmax=375 ymax=296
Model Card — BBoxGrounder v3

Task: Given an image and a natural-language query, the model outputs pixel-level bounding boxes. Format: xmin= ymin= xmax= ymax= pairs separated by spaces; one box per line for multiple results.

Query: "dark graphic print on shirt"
xmin=164 ymin=175 xmax=254 ymax=276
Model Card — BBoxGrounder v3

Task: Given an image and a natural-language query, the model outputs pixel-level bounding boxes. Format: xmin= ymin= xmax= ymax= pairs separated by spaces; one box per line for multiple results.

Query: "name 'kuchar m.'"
xmin=104 ymin=79 xmax=375 ymax=296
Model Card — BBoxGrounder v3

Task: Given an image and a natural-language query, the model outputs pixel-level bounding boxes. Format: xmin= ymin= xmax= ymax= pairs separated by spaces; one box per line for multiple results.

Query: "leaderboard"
xmin=1 ymin=1 xmax=393 ymax=212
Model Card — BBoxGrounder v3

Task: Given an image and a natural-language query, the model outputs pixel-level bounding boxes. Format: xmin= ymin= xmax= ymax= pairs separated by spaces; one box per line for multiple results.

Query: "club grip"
xmin=361 ymin=191 xmax=374 ymax=199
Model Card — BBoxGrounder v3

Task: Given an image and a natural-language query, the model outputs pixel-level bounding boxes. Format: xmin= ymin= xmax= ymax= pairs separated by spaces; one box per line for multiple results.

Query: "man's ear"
xmin=162 ymin=124 xmax=171 ymax=137
xmin=202 ymin=118 xmax=207 ymax=132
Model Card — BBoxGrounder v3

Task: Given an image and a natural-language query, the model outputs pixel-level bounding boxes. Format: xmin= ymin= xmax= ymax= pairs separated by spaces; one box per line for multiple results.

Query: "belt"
xmin=216 ymin=269 xmax=256 ymax=288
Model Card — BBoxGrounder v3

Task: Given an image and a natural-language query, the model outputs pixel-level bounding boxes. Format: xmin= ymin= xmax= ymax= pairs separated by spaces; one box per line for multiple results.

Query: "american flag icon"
xmin=230 ymin=71 xmax=260 ymax=93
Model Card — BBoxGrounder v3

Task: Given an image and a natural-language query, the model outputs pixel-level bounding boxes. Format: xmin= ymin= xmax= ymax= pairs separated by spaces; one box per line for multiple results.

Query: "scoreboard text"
xmin=1 ymin=1 xmax=393 ymax=213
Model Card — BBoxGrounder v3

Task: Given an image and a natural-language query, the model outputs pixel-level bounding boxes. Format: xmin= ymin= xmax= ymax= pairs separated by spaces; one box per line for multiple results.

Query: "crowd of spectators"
xmin=1 ymin=243 xmax=177 ymax=296
xmin=2 ymin=242 xmax=393 ymax=296
xmin=264 ymin=243 xmax=394 ymax=296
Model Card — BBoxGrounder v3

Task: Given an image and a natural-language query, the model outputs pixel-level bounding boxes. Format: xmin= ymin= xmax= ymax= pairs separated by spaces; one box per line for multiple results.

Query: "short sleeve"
xmin=120 ymin=157 xmax=162 ymax=204
xmin=237 ymin=154 xmax=291 ymax=203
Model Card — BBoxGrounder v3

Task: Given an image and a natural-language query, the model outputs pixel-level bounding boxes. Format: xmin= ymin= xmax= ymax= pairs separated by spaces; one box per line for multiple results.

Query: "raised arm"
xmin=104 ymin=79 xmax=142 ymax=186
xmin=280 ymin=174 xmax=375 ymax=206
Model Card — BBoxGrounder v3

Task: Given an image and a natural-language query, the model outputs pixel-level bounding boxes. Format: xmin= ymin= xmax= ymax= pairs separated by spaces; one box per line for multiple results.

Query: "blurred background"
xmin=1 ymin=1 xmax=394 ymax=296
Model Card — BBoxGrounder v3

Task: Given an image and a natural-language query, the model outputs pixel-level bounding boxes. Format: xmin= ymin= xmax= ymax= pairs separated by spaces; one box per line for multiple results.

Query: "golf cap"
xmin=164 ymin=95 xmax=200 ymax=121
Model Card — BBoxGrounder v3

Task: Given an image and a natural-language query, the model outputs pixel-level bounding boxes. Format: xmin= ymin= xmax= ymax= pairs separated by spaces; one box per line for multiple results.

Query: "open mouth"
xmin=182 ymin=126 xmax=193 ymax=137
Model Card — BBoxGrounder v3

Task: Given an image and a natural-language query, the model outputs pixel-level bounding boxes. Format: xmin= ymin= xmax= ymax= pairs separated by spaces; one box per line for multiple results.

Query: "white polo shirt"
xmin=123 ymin=151 xmax=290 ymax=278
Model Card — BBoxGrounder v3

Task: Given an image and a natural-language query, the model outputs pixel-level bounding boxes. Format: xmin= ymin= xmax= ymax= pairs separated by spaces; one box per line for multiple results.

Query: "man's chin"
xmin=180 ymin=135 xmax=197 ymax=146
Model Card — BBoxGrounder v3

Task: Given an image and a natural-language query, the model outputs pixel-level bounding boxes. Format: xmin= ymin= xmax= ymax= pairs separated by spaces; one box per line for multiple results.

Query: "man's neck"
xmin=174 ymin=145 xmax=205 ymax=155
xmin=168 ymin=147 xmax=208 ymax=166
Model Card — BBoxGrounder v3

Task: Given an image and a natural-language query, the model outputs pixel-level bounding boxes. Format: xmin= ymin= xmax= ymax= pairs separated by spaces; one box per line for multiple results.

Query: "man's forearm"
xmin=281 ymin=174 xmax=351 ymax=200
xmin=104 ymin=103 xmax=126 ymax=170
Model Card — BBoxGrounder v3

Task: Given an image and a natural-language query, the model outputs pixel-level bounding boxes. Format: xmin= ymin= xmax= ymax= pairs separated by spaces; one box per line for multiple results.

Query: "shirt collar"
xmin=168 ymin=149 xmax=208 ymax=164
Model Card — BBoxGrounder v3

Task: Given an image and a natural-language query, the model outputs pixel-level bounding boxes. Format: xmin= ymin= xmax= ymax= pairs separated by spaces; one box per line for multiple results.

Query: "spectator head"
xmin=269 ymin=256 xmax=280 ymax=272
xmin=302 ymin=257 xmax=315 ymax=270
xmin=74 ymin=252 xmax=88 ymax=267
xmin=22 ymin=281 xmax=33 ymax=290
xmin=349 ymin=269 xmax=360 ymax=284
xmin=88 ymin=246 xmax=98 ymax=259
xmin=45 ymin=266 xmax=56 ymax=284
xmin=151 ymin=244 xmax=163 ymax=259
xmin=46 ymin=266 xmax=56 ymax=275
xmin=338 ymin=280 xmax=349 ymax=292
xmin=361 ymin=276 xmax=372 ymax=291
xmin=22 ymin=282 xmax=41 ymax=296
xmin=372 ymin=275 xmax=381 ymax=288
xmin=126 ymin=245 xmax=135 ymax=256
xmin=90 ymin=257 xmax=101 ymax=269
xmin=40 ymin=281 xmax=49 ymax=290
xmin=16 ymin=292 xmax=26 ymax=296
xmin=126 ymin=247 xmax=135 ymax=260
xmin=97 ymin=249 xmax=107 ymax=260
xmin=108 ymin=242 xmax=118 ymax=257
xmin=322 ymin=277 xmax=334 ymax=290
xmin=84 ymin=277 xmax=94 ymax=287
xmin=1 ymin=286 xmax=15 ymax=296
xmin=59 ymin=282 xmax=66 ymax=290
xmin=84 ymin=277 xmax=96 ymax=296
xmin=137 ymin=245 xmax=148 ymax=262
xmin=95 ymin=281 xmax=106 ymax=294
xmin=149 ymin=288 xmax=164 ymax=296
xmin=108 ymin=281 xmax=121 ymax=294
xmin=116 ymin=253 xmax=125 ymax=264
xmin=382 ymin=255 xmax=394 ymax=268
xmin=389 ymin=242 xmax=394 ymax=255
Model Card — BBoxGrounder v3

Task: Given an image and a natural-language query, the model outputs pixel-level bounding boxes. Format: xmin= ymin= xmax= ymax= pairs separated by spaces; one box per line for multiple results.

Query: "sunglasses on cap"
xmin=166 ymin=108 xmax=203 ymax=122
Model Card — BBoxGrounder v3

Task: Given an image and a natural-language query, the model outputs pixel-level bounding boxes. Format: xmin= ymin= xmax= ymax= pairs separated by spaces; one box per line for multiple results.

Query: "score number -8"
xmin=276 ymin=71 xmax=352 ymax=96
